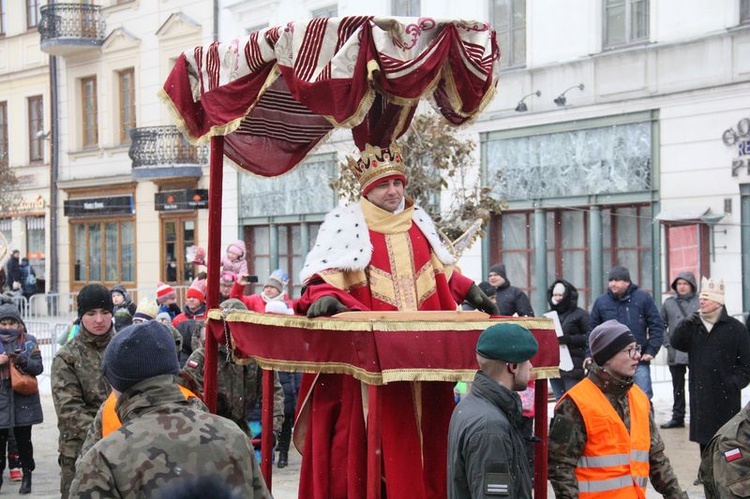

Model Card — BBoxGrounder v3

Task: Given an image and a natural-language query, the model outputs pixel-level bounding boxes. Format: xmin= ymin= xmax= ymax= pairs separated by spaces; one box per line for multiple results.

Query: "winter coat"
xmin=0 ymin=332 xmax=43 ymax=429
xmin=221 ymin=240 xmax=248 ymax=277
xmin=51 ymin=325 xmax=114 ymax=458
xmin=178 ymin=345 xmax=284 ymax=435
xmin=5 ymin=255 xmax=20 ymax=289
xmin=447 ymin=370 xmax=532 ymax=499
xmin=661 ymin=272 xmax=699 ymax=366
xmin=548 ymin=365 xmax=687 ymax=498
xmin=547 ymin=279 xmax=590 ymax=380
xmin=279 ymin=371 xmax=302 ymax=417
xmin=491 ymin=264 xmax=534 ymax=317
xmin=589 ymin=283 xmax=664 ymax=358
xmin=69 ymin=375 xmax=271 ymax=499
xmin=18 ymin=260 xmax=36 ymax=297
xmin=111 ymin=285 xmax=136 ymax=331
xmin=671 ymin=308 xmax=750 ymax=445
xmin=172 ymin=302 xmax=207 ymax=327
xmin=175 ymin=319 xmax=202 ymax=366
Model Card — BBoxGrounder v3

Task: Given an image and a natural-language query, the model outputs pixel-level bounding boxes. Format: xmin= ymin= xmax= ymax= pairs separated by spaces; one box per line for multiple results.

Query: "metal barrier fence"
xmin=24 ymin=320 xmax=65 ymax=381
xmin=21 ymin=286 xmax=189 ymax=320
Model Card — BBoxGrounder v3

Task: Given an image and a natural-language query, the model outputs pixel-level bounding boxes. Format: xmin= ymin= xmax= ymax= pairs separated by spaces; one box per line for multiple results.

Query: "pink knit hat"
xmin=226 ymin=240 xmax=245 ymax=258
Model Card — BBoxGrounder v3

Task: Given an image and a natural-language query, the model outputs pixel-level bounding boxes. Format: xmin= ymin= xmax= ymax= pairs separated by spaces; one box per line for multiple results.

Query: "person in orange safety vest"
xmin=548 ymin=319 xmax=688 ymax=498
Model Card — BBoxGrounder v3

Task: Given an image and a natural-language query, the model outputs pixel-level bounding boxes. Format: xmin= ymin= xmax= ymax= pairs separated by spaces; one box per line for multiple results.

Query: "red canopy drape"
xmin=160 ymin=16 xmax=500 ymax=176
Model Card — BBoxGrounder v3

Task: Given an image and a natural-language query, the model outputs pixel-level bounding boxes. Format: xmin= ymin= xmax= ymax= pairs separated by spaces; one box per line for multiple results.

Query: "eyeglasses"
xmin=624 ymin=345 xmax=642 ymax=359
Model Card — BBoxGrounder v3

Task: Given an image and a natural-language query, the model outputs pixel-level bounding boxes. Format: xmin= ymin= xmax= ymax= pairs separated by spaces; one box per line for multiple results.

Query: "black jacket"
xmin=447 ymin=371 xmax=532 ymax=498
xmin=491 ymin=264 xmax=534 ymax=317
xmin=547 ymin=279 xmax=589 ymax=380
xmin=672 ymin=308 xmax=750 ymax=444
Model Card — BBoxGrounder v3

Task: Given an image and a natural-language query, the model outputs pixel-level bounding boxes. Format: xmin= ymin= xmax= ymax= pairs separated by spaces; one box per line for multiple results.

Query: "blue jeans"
xmin=634 ymin=363 xmax=653 ymax=400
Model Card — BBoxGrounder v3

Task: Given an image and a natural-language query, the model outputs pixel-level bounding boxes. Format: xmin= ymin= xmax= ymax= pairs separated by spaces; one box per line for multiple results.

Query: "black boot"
xmin=277 ymin=451 xmax=288 ymax=469
xmin=19 ymin=471 xmax=30 ymax=494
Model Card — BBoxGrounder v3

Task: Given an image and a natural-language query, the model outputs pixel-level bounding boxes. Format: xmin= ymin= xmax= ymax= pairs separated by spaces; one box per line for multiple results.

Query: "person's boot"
xmin=19 ymin=471 xmax=30 ymax=494
xmin=278 ymin=450 xmax=288 ymax=469
xmin=660 ymin=419 xmax=684 ymax=429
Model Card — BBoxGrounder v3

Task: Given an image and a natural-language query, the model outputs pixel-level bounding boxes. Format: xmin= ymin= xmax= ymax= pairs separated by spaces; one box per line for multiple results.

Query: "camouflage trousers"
xmin=58 ymin=455 xmax=76 ymax=499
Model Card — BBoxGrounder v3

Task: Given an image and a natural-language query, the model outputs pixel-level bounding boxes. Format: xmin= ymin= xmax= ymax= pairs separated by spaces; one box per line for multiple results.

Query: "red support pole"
xmin=533 ymin=378 xmax=549 ymax=499
xmin=366 ymin=385 xmax=382 ymax=499
xmin=261 ymin=369 xmax=274 ymax=491
xmin=204 ymin=135 xmax=224 ymax=415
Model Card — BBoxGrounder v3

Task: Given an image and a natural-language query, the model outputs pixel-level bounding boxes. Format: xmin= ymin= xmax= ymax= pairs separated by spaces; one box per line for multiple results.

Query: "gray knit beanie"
xmin=102 ymin=321 xmax=180 ymax=392
xmin=608 ymin=265 xmax=631 ymax=282
xmin=589 ymin=319 xmax=636 ymax=366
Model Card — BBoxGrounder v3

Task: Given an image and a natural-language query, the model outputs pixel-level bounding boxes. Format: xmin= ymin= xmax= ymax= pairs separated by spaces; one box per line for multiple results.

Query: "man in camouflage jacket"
xmin=179 ymin=341 xmax=285 ymax=437
xmin=51 ymin=284 xmax=115 ymax=498
xmin=699 ymin=401 xmax=750 ymax=498
xmin=70 ymin=321 xmax=270 ymax=498
xmin=548 ymin=320 xmax=687 ymax=498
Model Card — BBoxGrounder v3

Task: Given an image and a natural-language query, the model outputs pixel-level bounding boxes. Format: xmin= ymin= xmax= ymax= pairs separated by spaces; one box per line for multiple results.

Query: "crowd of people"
xmin=3 ymin=141 xmax=750 ymax=498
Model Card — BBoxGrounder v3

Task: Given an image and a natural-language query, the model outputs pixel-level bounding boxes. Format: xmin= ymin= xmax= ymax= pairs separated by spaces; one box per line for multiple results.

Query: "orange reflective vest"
xmin=561 ymin=377 xmax=650 ymax=498
xmin=101 ymin=385 xmax=199 ymax=438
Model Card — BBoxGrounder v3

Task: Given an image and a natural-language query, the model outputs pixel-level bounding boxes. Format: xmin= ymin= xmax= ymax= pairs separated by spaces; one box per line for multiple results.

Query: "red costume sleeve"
xmin=295 ymin=279 xmax=369 ymax=315
xmin=229 ymin=281 xmax=245 ymax=299
xmin=448 ymin=271 xmax=475 ymax=304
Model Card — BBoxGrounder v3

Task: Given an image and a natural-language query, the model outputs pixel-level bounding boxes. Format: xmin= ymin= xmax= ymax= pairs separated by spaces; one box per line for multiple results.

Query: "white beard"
xmin=299 ymin=201 xmax=453 ymax=284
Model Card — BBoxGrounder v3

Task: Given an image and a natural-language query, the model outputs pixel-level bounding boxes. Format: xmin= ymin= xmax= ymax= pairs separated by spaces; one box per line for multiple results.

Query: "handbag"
xmin=8 ymin=358 xmax=38 ymax=396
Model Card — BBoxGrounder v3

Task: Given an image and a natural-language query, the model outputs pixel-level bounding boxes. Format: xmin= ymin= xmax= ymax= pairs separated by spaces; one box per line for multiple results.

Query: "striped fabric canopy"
xmin=160 ymin=16 xmax=500 ymax=177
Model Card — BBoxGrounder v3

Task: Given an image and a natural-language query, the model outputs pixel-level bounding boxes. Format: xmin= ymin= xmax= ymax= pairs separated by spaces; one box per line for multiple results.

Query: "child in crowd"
xmin=221 ymin=240 xmax=248 ymax=277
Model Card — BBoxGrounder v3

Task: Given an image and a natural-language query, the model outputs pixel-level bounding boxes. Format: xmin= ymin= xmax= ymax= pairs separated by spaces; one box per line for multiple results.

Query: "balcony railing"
xmin=129 ymin=126 xmax=208 ymax=180
xmin=39 ymin=3 xmax=106 ymax=56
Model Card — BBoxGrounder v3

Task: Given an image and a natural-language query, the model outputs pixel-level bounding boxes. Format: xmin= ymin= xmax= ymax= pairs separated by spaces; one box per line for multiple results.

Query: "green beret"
xmin=476 ymin=323 xmax=538 ymax=363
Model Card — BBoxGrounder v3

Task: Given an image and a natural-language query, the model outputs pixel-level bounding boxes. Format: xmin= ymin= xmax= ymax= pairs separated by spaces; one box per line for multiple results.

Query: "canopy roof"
xmin=160 ymin=16 xmax=500 ymax=177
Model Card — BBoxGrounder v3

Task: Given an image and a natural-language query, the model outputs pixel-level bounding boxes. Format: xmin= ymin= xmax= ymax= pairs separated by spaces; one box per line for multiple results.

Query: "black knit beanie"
xmin=77 ymin=284 xmax=115 ymax=319
xmin=102 ymin=321 xmax=180 ymax=393
xmin=488 ymin=263 xmax=507 ymax=279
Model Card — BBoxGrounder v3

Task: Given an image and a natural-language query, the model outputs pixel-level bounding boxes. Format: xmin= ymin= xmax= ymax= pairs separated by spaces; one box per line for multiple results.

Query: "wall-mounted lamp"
xmin=515 ymin=90 xmax=541 ymax=112
xmin=553 ymin=83 xmax=585 ymax=107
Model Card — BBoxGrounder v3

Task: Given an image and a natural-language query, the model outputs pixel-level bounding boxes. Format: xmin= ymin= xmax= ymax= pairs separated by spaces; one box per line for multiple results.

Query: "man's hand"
xmin=465 ymin=284 xmax=500 ymax=315
xmin=13 ymin=354 xmax=28 ymax=369
xmin=307 ymin=296 xmax=349 ymax=318
xmin=640 ymin=353 xmax=654 ymax=363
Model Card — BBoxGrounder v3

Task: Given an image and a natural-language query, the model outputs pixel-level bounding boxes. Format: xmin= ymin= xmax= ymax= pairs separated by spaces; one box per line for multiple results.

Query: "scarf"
xmin=0 ymin=328 xmax=22 ymax=354
xmin=700 ymin=307 xmax=722 ymax=333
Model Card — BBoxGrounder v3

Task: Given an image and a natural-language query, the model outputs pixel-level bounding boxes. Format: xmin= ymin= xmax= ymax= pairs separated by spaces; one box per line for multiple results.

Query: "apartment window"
xmin=312 ymin=5 xmax=338 ymax=18
xmin=28 ymin=96 xmax=44 ymax=162
xmin=72 ymin=219 xmax=135 ymax=285
xmin=0 ymin=102 xmax=7 ymax=166
xmin=491 ymin=0 xmax=526 ymax=68
xmin=26 ymin=0 xmax=41 ymax=29
xmin=1 ymin=0 xmax=7 ymax=35
xmin=162 ymin=215 xmax=197 ymax=285
xmin=742 ymin=0 xmax=750 ymax=24
xmin=392 ymin=0 xmax=420 ymax=16
xmin=604 ymin=0 xmax=649 ymax=49
xmin=489 ymin=204 xmax=653 ymax=310
xmin=118 ymin=68 xmax=136 ymax=144
xmin=81 ymin=76 xmax=98 ymax=148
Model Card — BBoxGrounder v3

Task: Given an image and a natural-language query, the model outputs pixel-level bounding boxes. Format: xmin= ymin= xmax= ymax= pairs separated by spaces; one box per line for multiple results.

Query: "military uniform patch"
xmin=485 ymin=472 xmax=511 ymax=496
xmin=724 ymin=448 xmax=742 ymax=462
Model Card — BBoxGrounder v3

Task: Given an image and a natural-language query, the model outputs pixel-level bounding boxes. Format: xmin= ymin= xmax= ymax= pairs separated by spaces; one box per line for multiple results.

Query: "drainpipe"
xmin=49 ymin=54 xmax=59 ymax=296
xmin=213 ymin=0 xmax=219 ymax=41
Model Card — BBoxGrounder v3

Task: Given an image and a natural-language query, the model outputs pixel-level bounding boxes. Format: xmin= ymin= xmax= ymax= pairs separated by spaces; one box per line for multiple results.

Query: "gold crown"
xmin=346 ymin=143 xmax=405 ymax=191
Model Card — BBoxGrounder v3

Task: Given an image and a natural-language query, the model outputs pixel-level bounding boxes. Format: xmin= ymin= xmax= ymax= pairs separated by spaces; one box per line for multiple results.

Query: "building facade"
xmin=2 ymin=0 xmax=748 ymax=317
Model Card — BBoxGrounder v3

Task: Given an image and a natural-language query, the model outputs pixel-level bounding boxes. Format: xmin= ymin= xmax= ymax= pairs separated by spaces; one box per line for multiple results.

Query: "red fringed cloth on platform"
xmin=160 ymin=17 xmax=500 ymax=174
xmin=206 ymin=310 xmax=559 ymax=499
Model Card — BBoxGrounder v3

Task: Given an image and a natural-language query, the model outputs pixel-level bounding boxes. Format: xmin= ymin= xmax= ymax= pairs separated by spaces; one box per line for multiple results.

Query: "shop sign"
xmin=155 ymin=189 xmax=209 ymax=211
xmin=63 ymin=195 xmax=135 ymax=217
xmin=723 ymin=117 xmax=750 ymax=176
xmin=14 ymin=195 xmax=46 ymax=213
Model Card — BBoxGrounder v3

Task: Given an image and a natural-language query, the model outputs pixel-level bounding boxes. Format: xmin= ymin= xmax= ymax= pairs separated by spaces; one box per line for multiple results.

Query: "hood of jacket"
xmin=489 ymin=263 xmax=511 ymax=289
xmin=547 ymin=279 xmax=579 ymax=314
xmin=111 ymin=284 xmax=132 ymax=304
xmin=670 ymin=271 xmax=697 ymax=294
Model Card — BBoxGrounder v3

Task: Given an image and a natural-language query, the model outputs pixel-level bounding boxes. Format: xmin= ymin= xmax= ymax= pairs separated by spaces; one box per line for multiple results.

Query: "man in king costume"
xmin=294 ymin=143 xmax=499 ymax=499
